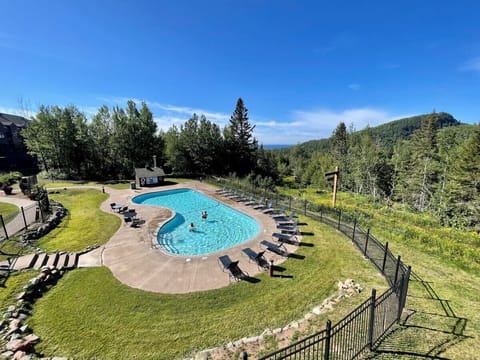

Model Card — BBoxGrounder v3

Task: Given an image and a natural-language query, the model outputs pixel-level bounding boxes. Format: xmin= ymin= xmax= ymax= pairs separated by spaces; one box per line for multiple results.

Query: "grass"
xmin=29 ymin=215 xmax=386 ymax=359
xmin=37 ymin=188 xmax=121 ymax=252
xmin=0 ymin=201 xmax=19 ymax=224
xmin=278 ymin=187 xmax=480 ymax=359
xmin=0 ymin=270 xmax=39 ymax=311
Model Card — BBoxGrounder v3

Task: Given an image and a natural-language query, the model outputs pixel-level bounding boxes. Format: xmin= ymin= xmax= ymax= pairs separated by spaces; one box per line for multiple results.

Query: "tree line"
xmin=278 ymin=113 xmax=479 ymax=229
xmin=21 ymin=98 xmax=278 ymax=185
xmin=21 ymin=100 xmax=479 ymax=230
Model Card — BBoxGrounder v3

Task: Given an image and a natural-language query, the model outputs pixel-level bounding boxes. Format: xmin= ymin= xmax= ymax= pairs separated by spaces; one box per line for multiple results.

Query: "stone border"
xmin=189 ymin=279 xmax=363 ymax=359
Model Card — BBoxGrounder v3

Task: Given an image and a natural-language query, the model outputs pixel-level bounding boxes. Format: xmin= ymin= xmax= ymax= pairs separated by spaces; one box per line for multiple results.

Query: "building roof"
xmin=135 ymin=167 xmax=166 ymax=177
xmin=0 ymin=113 xmax=29 ymax=127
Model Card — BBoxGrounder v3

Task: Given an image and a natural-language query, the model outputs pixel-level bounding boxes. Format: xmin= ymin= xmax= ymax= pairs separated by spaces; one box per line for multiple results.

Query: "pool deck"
xmin=80 ymin=181 xmax=300 ymax=294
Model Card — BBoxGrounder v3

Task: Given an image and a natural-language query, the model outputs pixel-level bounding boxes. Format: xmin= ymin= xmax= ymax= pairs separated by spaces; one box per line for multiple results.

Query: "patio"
xmin=80 ymin=182 xmax=299 ymax=293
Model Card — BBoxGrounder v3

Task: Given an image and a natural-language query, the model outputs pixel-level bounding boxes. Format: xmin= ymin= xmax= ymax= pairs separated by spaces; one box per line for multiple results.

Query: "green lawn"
xmin=29 ymin=216 xmax=386 ymax=359
xmin=0 ymin=201 xmax=19 ymax=224
xmin=37 ymin=188 xmax=121 ymax=252
xmin=278 ymin=187 xmax=480 ymax=360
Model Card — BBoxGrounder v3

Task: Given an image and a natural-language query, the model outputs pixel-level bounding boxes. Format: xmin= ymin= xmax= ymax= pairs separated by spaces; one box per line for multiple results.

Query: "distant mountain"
xmin=263 ymin=144 xmax=292 ymax=150
xmin=272 ymin=112 xmax=462 ymax=155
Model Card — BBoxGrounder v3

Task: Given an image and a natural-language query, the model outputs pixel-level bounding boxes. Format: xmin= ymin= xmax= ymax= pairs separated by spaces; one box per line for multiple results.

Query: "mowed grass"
xmin=29 ymin=216 xmax=387 ymax=360
xmin=37 ymin=188 xmax=121 ymax=252
xmin=0 ymin=201 xmax=19 ymax=223
xmin=0 ymin=271 xmax=39 ymax=309
xmin=279 ymin=187 xmax=480 ymax=359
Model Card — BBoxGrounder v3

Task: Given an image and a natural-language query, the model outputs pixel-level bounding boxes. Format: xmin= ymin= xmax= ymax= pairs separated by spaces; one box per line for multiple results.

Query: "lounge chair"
xmin=257 ymin=200 xmax=273 ymax=212
xmin=242 ymin=248 xmax=269 ymax=270
xmin=215 ymin=185 xmax=227 ymax=193
xmin=248 ymin=196 xmax=265 ymax=208
xmin=268 ymin=206 xmax=286 ymax=217
xmin=274 ymin=211 xmax=296 ymax=225
xmin=272 ymin=232 xmax=298 ymax=245
xmin=260 ymin=240 xmax=289 ymax=257
xmin=231 ymin=191 xmax=245 ymax=201
xmin=277 ymin=221 xmax=300 ymax=234
xmin=218 ymin=255 xmax=247 ymax=282
xmin=242 ymin=195 xmax=255 ymax=204
xmin=118 ymin=206 xmax=129 ymax=213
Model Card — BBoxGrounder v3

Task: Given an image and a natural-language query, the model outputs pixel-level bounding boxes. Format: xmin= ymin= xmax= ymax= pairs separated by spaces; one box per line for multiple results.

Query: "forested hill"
xmin=277 ymin=112 xmax=461 ymax=155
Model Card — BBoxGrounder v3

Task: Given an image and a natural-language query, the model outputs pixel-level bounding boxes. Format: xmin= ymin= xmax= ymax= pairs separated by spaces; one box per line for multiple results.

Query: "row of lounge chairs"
xmin=217 ymin=185 xmax=302 ymax=282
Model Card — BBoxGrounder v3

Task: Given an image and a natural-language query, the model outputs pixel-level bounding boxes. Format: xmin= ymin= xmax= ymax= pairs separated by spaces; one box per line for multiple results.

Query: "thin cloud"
xmin=99 ymin=96 xmax=230 ymax=125
xmin=460 ymin=57 xmax=480 ymax=72
xmin=0 ymin=106 xmax=36 ymax=118
xmin=348 ymin=83 xmax=360 ymax=91
xmin=255 ymin=108 xmax=408 ymax=145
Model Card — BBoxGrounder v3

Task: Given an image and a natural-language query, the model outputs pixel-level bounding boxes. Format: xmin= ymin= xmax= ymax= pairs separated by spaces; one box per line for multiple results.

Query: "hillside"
xmin=274 ymin=112 xmax=463 ymax=155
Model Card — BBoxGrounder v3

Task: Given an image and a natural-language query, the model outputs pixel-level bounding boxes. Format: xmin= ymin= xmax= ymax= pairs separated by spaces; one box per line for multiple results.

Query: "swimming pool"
xmin=132 ymin=188 xmax=260 ymax=256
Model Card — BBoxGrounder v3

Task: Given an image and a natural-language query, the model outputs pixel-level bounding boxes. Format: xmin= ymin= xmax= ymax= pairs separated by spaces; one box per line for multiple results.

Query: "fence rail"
xmin=0 ymin=203 xmax=42 ymax=242
xmin=210 ymin=178 xmax=411 ymax=360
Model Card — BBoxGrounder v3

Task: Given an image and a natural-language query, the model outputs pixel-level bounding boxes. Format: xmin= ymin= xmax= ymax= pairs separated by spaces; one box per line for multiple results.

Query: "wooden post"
xmin=325 ymin=166 xmax=340 ymax=208
xmin=332 ymin=166 xmax=338 ymax=208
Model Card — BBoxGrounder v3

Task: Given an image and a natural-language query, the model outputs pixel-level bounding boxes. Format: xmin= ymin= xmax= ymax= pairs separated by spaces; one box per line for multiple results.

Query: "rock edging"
xmin=190 ymin=279 xmax=363 ymax=360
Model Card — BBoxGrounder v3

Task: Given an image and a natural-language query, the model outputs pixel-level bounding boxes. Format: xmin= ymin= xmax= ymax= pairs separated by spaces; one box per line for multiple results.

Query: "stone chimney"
xmin=153 ymin=155 xmax=157 ymax=168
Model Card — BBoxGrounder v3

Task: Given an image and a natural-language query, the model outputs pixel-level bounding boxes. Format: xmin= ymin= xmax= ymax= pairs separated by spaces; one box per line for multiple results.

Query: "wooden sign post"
xmin=325 ymin=166 xmax=339 ymax=208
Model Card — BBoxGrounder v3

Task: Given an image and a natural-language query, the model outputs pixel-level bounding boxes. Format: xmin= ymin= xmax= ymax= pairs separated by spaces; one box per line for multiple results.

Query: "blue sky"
xmin=1 ymin=1 xmax=479 ymax=144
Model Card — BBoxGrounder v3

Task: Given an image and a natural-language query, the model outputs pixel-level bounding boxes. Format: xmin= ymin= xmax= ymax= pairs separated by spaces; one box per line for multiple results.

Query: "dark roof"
xmin=0 ymin=113 xmax=29 ymax=127
xmin=135 ymin=167 xmax=166 ymax=177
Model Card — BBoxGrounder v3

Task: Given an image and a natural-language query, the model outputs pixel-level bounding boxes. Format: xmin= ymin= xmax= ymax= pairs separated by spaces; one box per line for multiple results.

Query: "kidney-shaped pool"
xmin=132 ymin=188 xmax=260 ymax=256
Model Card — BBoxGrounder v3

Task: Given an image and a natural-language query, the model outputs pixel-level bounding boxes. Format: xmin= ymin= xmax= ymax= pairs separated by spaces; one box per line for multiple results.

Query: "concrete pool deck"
xmin=79 ymin=181 xmax=300 ymax=294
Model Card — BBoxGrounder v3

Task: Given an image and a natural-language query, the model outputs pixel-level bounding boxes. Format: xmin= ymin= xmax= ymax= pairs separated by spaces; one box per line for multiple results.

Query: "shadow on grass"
xmin=366 ymin=271 xmax=470 ymax=359
xmin=287 ymin=253 xmax=305 ymax=260
xmin=300 ymin=231 xmax=315 ymax=236
xmin=298 ymin=241 xmax=314 ymax=247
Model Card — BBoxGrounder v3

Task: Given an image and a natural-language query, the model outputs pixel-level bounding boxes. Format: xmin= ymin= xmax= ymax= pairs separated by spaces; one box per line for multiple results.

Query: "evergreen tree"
xmin=225 ymin=98 xmax=258 ymax=176
xmin=445 ymin=125 xmax=480 ymax=228
xmin=394 ymin=112 xmax=440 ymax=211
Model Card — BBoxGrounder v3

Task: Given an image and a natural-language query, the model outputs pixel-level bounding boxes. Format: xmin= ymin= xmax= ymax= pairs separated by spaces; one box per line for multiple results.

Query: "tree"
xmin=444 ymin=125 xmax=480 ymax=228
xmin=224 ymin=98 xmax=258 ymax=176
xmin=394 ymin=112 xmax=440 ymax=211
xmin=22 ymin=105 xmax=88 ymax=178
xmin=111 ymin=101 xmax=163 ymax=177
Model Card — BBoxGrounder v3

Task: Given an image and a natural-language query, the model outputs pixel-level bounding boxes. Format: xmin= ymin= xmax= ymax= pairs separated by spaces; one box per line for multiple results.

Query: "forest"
xmin=17 ymin=98 xmax=480 ymax=231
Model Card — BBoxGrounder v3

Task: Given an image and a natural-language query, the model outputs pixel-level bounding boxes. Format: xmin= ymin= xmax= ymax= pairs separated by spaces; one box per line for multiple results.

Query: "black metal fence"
xmin=210 ymin=178 xmax=411 ymax=360
xmin=0 ymin=203 xmax=41 ymax=241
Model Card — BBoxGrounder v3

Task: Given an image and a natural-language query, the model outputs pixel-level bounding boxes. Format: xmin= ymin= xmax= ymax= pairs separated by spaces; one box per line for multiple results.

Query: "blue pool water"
xmin=132 ymin=188 xmax=260 ymax=256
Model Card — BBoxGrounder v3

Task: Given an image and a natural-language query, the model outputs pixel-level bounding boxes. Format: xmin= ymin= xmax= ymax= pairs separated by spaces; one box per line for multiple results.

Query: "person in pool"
xmin=201 ymin=210 xmax=208 ymax=220
xmin=188 ymin=222 xmax=196 ymax=232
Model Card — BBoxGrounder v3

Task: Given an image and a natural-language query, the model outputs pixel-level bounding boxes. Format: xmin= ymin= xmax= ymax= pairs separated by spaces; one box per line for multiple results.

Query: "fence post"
xmin=0 ymin=215 xmax=8 ymax=240
xmin=304 ymin=200 xmax=307 ymax=216
xmin=398 ymin=266 xmax=412 ymax=321
xmin=38 ymin=202 xmax=44 ymax=222
xmin=324 ymin=319 xmax=332 ymax=360
xmin=337 ymin=209 xmax=342 ymax=230
xmin=352 ymin=218 xmax=357 ymax=241
xmin=393 ymin=256 xmax=401 ymax=285
xmin=381 ymin=242 xmax=389 ymax=273
xmin=368 ymin=289 xmax=377 ymax=350
xmin=364 ymin=229 xmax=370 ymax=256
xmin=21 ymin=206 xmax=28 ymax=230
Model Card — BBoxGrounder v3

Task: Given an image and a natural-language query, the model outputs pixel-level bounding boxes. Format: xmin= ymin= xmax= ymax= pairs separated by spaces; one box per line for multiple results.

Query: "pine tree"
xmin=445 ymin=125 xmax=480 ymax=228
xmin=225 ymin=98 xmax=258 ymax=176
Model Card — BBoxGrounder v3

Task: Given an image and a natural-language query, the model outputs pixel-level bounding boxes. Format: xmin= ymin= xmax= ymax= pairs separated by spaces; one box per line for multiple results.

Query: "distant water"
xmin=263 ymin=144 xmax=291 ymax=150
